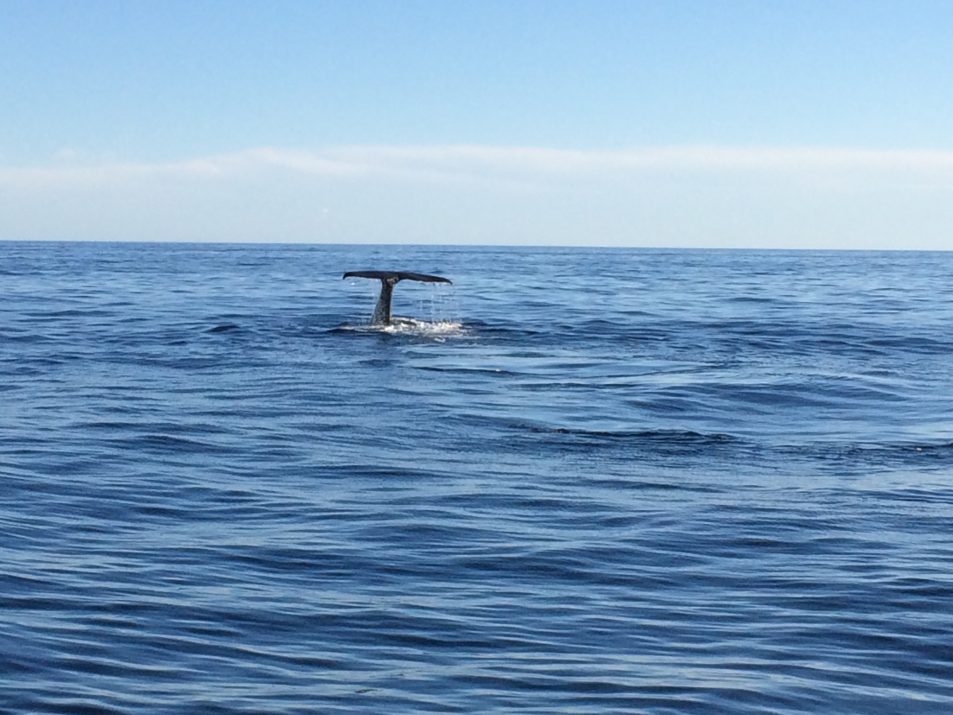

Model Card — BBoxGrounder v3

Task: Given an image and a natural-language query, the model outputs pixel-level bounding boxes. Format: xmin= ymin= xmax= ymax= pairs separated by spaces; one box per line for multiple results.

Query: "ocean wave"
xmin=5 ymin=243 xmax=953 ymax=714
xmin=519 ymin=423 xmax=737 ymax=445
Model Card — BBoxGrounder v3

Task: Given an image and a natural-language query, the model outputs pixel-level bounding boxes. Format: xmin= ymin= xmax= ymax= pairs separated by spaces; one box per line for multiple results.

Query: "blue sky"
xmin=2 ymin=0 xmax=952 ymax=247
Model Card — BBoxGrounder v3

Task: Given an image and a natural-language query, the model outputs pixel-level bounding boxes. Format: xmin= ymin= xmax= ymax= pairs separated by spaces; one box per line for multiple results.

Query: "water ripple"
xmin=2 ymin=243 xmax=953 ymax=713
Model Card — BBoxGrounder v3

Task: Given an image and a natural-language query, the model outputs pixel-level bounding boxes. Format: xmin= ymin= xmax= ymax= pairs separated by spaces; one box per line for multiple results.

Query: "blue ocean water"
xmin=2 ymin=241 xmax=953 ymax=714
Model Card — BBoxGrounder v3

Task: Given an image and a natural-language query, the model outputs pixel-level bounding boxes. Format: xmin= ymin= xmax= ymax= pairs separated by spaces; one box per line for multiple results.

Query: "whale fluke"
xmin=343 ymin=271 xmax=451 ymax=284
xmin=343 ymin=270 xmax=452 ymax=325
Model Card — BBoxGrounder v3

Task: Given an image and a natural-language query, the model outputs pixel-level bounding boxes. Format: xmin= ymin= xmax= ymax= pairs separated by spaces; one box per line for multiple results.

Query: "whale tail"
xmin=342 ymin=271 xmax=452 ymax=325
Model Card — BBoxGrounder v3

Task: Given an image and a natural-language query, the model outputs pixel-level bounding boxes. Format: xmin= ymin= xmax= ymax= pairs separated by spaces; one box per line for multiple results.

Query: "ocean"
xmin=2 ymin=241 xmax=952 ymax=714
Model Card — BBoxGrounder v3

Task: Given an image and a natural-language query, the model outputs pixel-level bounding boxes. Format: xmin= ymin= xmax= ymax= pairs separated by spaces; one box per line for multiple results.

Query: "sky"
xmin=2 ymin=0 xmax=953 ymax=248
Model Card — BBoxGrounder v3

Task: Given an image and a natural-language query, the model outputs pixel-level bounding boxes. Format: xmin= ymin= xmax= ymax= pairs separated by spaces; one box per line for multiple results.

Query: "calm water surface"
xmin=2 ymin=242 xmax=953 ymax=713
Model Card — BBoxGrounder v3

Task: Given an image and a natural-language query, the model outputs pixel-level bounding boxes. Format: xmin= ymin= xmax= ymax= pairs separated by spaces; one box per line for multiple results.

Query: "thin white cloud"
xmin=0 ymin=156 xmax=224 ymax=188
xmin=2 ymin=145 xmax=952 ymax=247
xmin=5 ymin=144 xmax=953 ymax=188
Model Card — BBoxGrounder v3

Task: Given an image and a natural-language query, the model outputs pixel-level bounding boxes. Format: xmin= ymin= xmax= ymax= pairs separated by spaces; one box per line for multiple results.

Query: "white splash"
xmin=351 ymin=317 xmax=467 ymax=340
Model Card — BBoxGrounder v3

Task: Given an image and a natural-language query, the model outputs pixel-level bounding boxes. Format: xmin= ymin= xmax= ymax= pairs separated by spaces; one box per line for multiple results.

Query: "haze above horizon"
xmin=2 ymin=0 xmax=952 ymax=249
